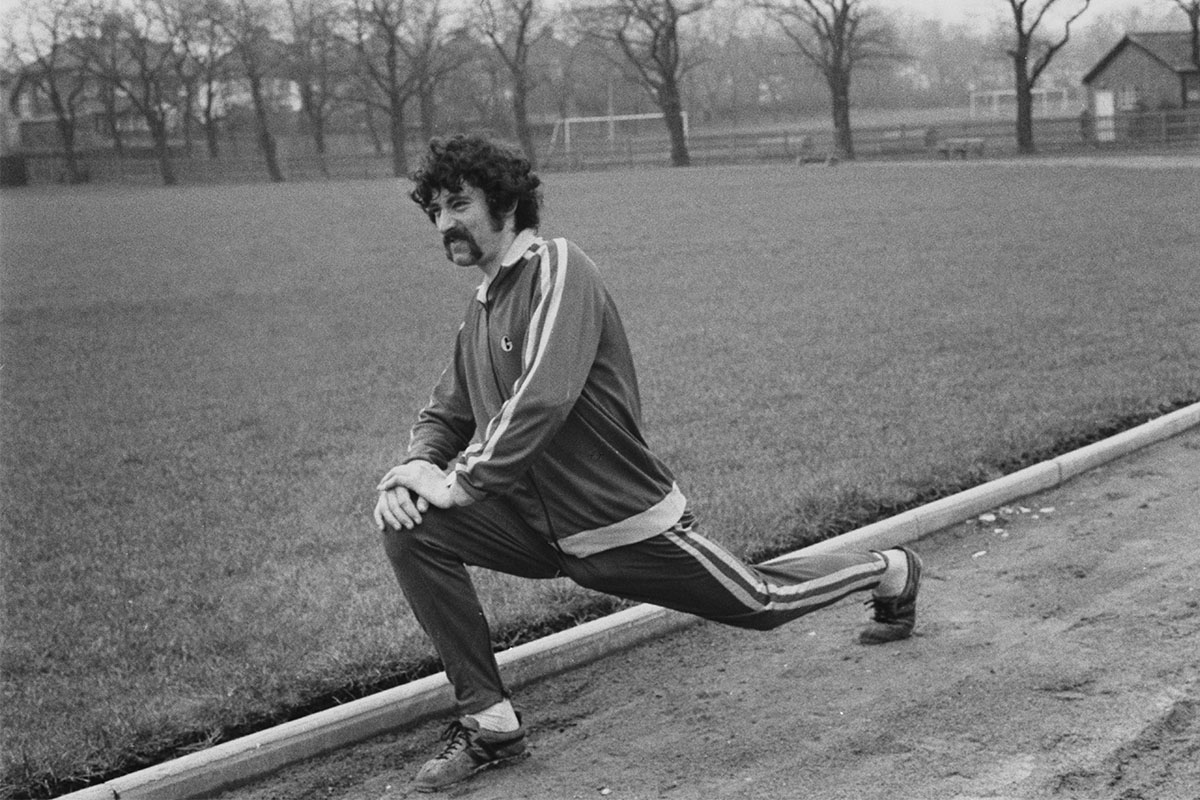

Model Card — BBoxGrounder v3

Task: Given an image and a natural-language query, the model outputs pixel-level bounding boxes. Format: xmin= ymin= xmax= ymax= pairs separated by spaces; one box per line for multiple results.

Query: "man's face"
xmin=425 ymin=184 xmax=510 ymax=271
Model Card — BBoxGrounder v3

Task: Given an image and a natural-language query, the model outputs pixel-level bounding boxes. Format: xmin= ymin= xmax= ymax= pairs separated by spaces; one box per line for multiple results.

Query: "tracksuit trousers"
xmin=382 ymin=497 xmax=887 ymax=714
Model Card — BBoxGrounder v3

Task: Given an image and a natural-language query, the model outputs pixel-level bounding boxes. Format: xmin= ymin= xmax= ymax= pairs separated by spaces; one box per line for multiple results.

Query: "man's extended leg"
xmin=561 ymin=514 xmax=911 ymax=633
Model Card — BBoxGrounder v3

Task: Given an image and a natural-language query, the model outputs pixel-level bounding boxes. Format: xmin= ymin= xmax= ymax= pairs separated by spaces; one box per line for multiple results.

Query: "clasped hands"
xmin=373 ymin=460 xmax=473 ymax=531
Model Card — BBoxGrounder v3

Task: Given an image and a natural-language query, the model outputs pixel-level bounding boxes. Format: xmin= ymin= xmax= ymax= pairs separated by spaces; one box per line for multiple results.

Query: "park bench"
xmin=937 ymin=137 xmax=986 ymax=159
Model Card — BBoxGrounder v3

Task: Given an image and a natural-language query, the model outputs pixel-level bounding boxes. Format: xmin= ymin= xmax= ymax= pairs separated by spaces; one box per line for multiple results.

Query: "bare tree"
xmin=349 ymin=0 xmax=471 ymax=173
xmin=405 ymin=0 xmax=475 ymax=143
xmin=193 ymin=0 xmax=234 ymax=159
xmin=286 ymin=0 xmax=344 ymax=176
xmin=1000 ymin=0 xmax=1091 ymax=154
xmin=545 ymin=35 xmax=583 ymax=121
xmin=91 ymin=16 xmax=127 ymax=157
xmin=1166 ymin=0 xmax=1200 ymax=68
xmin=81 ymin=2 xmax=181 ymax=185
xmin=152 ymin=0 xmax=203 ymax=157
xmin=149 ymin=0 xmax=231 ymax=160
xmin=6 ymin=0 xmax=93 ymax=182
xmin=573 ymin=0 xmax=714 ymax=167
xmin=351 ymin=0 xmax=416 ymax=176
xmin=686 ymin=3 xmax=752 ymax=125
xmin=352 ymin=73 xmax=386 ymax=154
xmin=758 ymin=0 xmax=901 ymax=160
xmin=478 ymin=0 xmax=553 ymax=166
xmin=147 ymin=0 xmax=234 ymax=160
xmin=228 ymin=0 xmax=286 ymax=181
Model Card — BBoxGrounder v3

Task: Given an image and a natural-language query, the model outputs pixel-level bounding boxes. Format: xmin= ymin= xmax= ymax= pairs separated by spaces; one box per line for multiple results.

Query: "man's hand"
xmin=373 ymin=460 xmax=474 ymax=531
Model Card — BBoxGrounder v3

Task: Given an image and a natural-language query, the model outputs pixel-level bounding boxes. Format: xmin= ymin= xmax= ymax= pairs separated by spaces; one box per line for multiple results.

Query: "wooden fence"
xmin=5 ymin=107 xmax=1198 ymax=187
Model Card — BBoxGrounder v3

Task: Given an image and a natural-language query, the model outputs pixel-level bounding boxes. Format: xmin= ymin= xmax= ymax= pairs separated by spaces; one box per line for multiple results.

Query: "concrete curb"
xmin=63 ymin=402 xmax=1200 ymax=800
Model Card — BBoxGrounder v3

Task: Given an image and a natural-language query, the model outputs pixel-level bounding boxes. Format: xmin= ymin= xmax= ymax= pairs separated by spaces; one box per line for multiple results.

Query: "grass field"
xmin=2 ymin=157 xmax=1198 ymax=798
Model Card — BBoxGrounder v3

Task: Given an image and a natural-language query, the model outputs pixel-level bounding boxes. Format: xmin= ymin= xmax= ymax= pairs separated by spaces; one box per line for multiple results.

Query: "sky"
xmin=0 ymin=0 xmax=1183 ymax=38
xmin=876 ymin=0 xmax=1178 ymax=31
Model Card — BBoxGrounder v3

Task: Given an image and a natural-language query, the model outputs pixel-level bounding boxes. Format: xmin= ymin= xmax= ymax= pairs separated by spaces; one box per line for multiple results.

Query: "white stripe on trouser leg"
xmin=663 ymin=530 xmax=766 ymax=610
xmin=664 ymin=530 xmax=880 ymax=614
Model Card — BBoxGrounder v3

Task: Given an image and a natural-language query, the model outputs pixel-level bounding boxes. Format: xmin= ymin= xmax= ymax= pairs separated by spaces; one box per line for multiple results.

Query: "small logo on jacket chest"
xmin=500 ymin=335 xmax=514 ymax=352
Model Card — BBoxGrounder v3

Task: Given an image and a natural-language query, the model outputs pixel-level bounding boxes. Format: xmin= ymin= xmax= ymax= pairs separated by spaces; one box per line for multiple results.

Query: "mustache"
xmin=441 ymin=227 xmax=484 ymax=262
xmin=443 ymin=228 xmax=473 ymax=247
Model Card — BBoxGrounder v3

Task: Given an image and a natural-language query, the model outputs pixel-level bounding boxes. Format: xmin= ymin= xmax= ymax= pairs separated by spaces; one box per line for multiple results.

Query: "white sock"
xmin=468 ymin=699 xmax=520 ymax=733
xmin=875 ymin=549 xmax=909 ymax=597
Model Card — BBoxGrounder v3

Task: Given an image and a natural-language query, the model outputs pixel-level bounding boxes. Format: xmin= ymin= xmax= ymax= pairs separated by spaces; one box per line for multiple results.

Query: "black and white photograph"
xmin=1 ymin=0 xmax=1198 ymax=798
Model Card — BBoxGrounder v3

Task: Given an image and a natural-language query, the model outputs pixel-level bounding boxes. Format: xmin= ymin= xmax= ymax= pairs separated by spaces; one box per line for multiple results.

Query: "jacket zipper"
xmin=483 ymin=273 xmax=567 ymax=562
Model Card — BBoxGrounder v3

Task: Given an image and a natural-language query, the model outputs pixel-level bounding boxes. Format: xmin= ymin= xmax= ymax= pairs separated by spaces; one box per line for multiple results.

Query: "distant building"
xmin=1 ymin=71 xmax=21 ymax=155
xmin=1082 ymin=31 xmax=1200 ymax=114
xmin=3 ymin=36 xmax=300 ymax=156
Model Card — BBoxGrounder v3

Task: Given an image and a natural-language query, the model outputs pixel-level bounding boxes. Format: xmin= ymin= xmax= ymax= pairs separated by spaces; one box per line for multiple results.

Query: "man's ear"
xmin=495 ymin=201 xmax=519 ymax=232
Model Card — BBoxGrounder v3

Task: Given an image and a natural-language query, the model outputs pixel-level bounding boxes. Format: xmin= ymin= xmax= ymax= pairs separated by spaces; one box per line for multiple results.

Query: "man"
xmin=374 ymin=134 xmax=923 ymax=793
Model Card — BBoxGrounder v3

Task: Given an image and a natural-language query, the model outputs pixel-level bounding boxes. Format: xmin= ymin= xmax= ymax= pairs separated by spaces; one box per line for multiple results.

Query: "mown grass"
xmin=2 ymin=159 xmax=1198 ymax=798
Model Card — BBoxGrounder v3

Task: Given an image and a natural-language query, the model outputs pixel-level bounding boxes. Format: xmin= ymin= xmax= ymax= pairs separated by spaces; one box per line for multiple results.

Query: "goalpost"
xmin=546 ymin=111 xmax=689 ymax=157
xmin=968 ymin=87 xmax=1073 ymax=117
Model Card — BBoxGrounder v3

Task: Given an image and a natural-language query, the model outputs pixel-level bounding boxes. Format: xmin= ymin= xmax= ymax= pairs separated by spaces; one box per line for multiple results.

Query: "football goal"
xmin=546 ymin=111 xmax=689 ymax=157
xmin=968 ymin=87 xmax=1073 ymax=117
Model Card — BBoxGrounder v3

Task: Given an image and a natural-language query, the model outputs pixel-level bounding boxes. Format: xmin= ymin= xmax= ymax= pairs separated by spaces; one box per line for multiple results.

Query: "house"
xmin=4 ymin=34 xmax=299 ymax=156
xmin=1082 ymin=31 xmax=1200 ymax=114
xmin=5 ymin=41 xmax=151 ymax=154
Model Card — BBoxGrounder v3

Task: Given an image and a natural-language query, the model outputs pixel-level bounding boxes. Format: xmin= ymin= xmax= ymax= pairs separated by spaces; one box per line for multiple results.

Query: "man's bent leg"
xmin=381 ymin=499 xmax=560 ymax=714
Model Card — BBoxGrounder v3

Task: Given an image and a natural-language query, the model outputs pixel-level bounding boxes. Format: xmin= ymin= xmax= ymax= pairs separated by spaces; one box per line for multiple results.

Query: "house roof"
xmin=1082 ymin=31 xmax=1199 ymax=84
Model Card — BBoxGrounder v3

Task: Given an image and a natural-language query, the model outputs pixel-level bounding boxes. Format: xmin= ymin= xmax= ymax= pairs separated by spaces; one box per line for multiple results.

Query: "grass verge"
xmin=2 ymin=159 xmax=1198 ymax=798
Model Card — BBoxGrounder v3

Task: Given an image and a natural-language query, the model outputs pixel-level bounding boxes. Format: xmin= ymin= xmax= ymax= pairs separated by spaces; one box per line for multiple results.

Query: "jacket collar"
xmin=475 ymin=229 xmax=541 ymax=304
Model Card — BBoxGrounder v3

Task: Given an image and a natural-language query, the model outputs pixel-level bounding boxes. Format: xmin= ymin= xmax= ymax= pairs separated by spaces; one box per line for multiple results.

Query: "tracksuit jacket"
xmin=404 ymin=229 xmax=687 ymax=557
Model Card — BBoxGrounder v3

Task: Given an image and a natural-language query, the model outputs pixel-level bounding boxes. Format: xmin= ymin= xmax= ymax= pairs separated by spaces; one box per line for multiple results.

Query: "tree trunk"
xmin=1013 ymin=48 xmax=1035 ymax=154
xmin=1190 ymin=6 xmax=1200 ymax=69
xmin=828 ymin=73 xmax=855 ymax=160
xmin=48 ymin=90 xmax=86 ymax=184
xmin=203 ymin=87 xmax=220 ymax=159
xmin=512 ymin=76 xmax=537 ymax=168
xmin=389 ymin=93 xmax=408 ymax=177
xmin=53 ymin=116 xmax=86 ymax=183
xmin=658 ymin=81 xmax=690 ymax=167
xmin=363 ymin=102 xmax=385 ymax=155
xmin=149 ymin=116 xmax=177 ymax=186
xmin=300 ymin=86 xmax=329 ymax=177
xmin=312 ymin=122 xmax=329 ymax=177
xmin=204 ymin=119 xmax=221 ymax=159
xmin=102 ymin=87 xmax=125 ymax=157
xmin=418 ymin=86 xmax=436 ymax=144
xmin=181 ymin=87 xmax=196 ymax=158
xmin=257 ymin=125 xmax=284 ymax=182
xmin=249 ymin=73 xmax=285 ymax=182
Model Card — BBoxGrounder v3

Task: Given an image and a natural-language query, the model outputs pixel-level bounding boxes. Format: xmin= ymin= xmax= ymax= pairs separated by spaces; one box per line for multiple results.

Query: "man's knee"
xmin=380 ymin=507 xmax=460 ymax=571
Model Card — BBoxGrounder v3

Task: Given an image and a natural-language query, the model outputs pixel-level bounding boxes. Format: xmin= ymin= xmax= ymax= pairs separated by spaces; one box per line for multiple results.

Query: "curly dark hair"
xmin=408 ymin=135 xmax=542 ymax=231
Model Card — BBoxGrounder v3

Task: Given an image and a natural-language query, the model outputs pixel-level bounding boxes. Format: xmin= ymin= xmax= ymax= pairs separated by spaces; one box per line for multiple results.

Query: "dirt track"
xmin=219 ymin=428 xmax=1200 ymax=800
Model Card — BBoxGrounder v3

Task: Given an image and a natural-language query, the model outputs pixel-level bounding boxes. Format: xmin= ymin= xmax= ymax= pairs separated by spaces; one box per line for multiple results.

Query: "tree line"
xmin=5 ymin=0 xmax=1197 ymax=185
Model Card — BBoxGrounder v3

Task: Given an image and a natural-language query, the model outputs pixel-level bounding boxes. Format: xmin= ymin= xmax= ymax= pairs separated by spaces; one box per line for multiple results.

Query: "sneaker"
xmin=859 ymin=547 xmax=923 ymax=644
xmin=413 ymin=715 xmax=527 ymax=792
